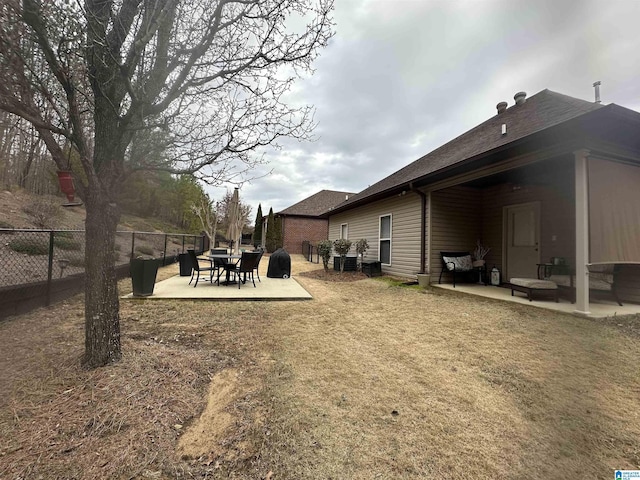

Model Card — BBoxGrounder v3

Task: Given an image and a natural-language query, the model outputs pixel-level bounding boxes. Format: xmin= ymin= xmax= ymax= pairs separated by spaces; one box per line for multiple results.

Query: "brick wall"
xmin=282 ymin=216 xmax=329 ymax=254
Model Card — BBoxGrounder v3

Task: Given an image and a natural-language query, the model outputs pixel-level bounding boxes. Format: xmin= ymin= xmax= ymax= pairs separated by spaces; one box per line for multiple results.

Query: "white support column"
xmin=427 ymin=191 xmax=432 ymax=277
xmin=574 ymin=149 xmax=590 ymax=315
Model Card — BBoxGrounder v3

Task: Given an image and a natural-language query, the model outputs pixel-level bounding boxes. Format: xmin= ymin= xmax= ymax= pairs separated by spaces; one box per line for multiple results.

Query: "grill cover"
xmin=267 ymin=248 xmax=291 ymax=278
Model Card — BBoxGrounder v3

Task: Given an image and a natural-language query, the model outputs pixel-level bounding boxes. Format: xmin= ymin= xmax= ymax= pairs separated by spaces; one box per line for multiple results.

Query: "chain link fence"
xmin=0 ymin=228 xmax=204 ymax=318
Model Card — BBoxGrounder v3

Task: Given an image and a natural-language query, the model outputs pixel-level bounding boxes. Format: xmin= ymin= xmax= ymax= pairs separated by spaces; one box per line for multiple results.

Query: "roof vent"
xmin=593 ymin=81 xmax=601 ymax=104
xmin=514 ymin=91 xmax=527 ymax=105
xmin=496 ymin=101 xmax=508 ymax=114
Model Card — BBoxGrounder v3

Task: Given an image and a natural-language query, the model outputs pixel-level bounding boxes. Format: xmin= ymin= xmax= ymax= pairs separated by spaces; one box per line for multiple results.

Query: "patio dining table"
xmin=208 ymin=253 xmax=242 ymax=285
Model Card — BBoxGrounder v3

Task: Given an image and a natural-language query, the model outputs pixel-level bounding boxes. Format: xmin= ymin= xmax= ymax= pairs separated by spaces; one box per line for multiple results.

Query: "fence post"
xmin=46 ymin=231 xmax=54 ymax=306
xmin=163 ymin=234 xmax=168 ymax=266
xmin=131 ymin=232 xmax=135 ymax=259
xmin=182 ymin=236 xmax=185 ymax=253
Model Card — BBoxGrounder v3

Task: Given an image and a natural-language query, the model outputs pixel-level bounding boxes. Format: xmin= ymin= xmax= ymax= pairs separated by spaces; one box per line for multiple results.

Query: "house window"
xmin=340 ymin=223 xmax=348 ymax=239
xmin=379 ymin=214 xmax=391 ymax=265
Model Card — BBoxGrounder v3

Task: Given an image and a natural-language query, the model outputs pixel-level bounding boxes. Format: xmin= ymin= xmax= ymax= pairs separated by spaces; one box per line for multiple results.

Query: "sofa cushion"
xmin=510 ymin=278 xmax=558 ymax=289
xmin=443 ymin=255 xmax=473 ymax=272
xmin=548 ymin=274 xmax=613 ymax=291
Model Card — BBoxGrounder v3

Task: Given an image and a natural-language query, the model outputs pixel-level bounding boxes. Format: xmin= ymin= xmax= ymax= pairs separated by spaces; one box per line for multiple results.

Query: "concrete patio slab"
xmin=433 ymin=282 xmax=640 ymax=318
xmin=122 ymin=274 xmax=312 ymax=301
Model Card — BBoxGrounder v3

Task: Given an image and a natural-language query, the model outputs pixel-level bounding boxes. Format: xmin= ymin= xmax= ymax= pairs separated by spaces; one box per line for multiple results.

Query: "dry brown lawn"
xmin=1 ymin=255 xmax=639 ymax=479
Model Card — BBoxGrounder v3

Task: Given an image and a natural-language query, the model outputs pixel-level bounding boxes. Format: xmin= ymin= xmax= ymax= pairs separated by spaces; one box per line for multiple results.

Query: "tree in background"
xmin=252 ymin=204 xmax=263 ymax=248
xmin=219 ymin=190 xmax=252 ymax=242
xmin=191 ymin=194 xmax=221 ymax=248
xmin=274 ymin=215 xmax=284 ymax=250
xmin=0 ymin=0 xmax=333 ymax=367
xmin=265 ymin=207 xmax=277 ymax=253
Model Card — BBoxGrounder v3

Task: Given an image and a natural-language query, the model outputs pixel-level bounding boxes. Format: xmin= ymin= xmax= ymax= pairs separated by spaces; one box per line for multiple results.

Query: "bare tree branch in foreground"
xmin=0 ymin=0 xmax=333 ymax=367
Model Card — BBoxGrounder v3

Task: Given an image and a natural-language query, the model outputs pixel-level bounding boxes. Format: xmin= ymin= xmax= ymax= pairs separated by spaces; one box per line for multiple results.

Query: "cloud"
xmin=222 ymin=0 xmax=640 ymax=220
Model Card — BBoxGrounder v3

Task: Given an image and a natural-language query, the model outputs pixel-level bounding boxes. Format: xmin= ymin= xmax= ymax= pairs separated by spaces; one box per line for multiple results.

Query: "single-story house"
xmin=270 ymin=189 xmax=354 ymax=254
xmin=323 ymin=89 xmax=640 ymax=314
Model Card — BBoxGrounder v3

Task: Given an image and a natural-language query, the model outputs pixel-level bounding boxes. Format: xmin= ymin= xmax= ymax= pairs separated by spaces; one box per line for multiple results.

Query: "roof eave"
xmin=326 ymin=108 xmax=615 ymax=217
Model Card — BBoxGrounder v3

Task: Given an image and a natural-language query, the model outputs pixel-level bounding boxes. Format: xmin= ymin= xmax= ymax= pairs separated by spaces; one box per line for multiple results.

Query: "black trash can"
xmin=130 ymin=258 xmax=161 ymax=297
xmin=267 ymin=248 xmax=291 ymax=278
xmin=178 ymin=253 xmax=192 ymax=276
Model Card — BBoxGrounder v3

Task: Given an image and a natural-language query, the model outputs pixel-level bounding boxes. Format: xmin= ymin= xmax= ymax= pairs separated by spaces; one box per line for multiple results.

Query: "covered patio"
xmin=429 ymin=150 xmax=640 ymax=316
xmin=433 ymin=282 xmax=640 ymax=319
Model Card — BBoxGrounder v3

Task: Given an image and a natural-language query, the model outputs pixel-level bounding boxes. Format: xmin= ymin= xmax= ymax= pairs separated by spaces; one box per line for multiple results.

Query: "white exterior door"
xmin=504 ymin=202 xmax=540 ymax=279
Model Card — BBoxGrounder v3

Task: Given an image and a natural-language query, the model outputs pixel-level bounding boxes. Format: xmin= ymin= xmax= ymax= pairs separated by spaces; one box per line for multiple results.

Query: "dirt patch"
xmin=177 ymin=368 xmax=240 ymax=459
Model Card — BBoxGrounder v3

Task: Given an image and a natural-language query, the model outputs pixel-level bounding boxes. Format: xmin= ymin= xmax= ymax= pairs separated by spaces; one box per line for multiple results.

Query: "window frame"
xmin=340 ymin=223 xmax=348 ymax=240
xmin=379 ymin=214 xmax=392 ymax=266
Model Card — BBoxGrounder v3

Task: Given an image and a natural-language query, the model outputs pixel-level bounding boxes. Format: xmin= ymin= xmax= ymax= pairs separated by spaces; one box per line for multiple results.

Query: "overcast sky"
xmin=207 ymin=0 xmax=640 ymax=224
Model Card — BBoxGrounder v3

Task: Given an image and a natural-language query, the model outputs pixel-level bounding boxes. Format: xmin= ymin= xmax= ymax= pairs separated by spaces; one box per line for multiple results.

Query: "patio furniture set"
xmin=187 ymin=248 xmax=264 ymax=289
xmin=438 ymin=251 xmax=622 ymax=305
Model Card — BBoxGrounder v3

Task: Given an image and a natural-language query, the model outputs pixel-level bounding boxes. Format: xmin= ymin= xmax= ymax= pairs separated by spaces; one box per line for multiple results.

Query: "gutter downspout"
xmin=410 ymin=183 xmax=427 ymax=274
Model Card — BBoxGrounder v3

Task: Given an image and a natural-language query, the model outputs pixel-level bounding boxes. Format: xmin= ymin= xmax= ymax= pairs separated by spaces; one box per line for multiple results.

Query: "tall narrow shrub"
xmin=274 ymin=215 xmax=283 ymax=249
xmin=252 ymin=204 xmax=263 ymax=247
xmin=265 ymin=207 xmax=277 ymax=252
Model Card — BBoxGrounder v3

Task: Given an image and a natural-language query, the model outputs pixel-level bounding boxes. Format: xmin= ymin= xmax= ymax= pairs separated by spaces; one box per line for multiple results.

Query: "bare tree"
xmin=191 ymin=194 xmax=221 ymax=246
xmin=0 ymin=0 xmax=333 ymax=367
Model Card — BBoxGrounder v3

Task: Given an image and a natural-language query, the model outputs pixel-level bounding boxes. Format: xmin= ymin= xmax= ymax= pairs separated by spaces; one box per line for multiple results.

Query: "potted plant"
xmin=130 ymin=255 xmax=161 ymax=297
xmin=472 ymin=240 xmax=490 ymax=268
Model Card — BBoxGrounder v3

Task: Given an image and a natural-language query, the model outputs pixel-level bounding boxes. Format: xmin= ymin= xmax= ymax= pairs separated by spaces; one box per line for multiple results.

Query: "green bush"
xmin=333 ymin=238 xmax=352 ymax=273
xmin=9 ymin=238 xmax=49 ymax=255
xmin=0 ymin=220 xmax=14 ymax=229
xmin=135 ymin=245 xmax=154 ymax=256
xmin=69 ymin=257 xmax=85 ymax=268
xmin=54 ymin=236 xmax=82 ymax=251
xmin=317 ymin=240 xmax=333 ymax=272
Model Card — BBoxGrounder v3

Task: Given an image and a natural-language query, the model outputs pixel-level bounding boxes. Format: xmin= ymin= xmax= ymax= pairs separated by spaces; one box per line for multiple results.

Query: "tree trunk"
xmin=83 ymin=189 xmax=122 ymax=368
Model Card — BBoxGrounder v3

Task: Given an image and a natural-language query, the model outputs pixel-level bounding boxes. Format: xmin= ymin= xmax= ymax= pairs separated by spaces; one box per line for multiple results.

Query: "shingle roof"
xmin=333 ymin=89 xmax=604 ymax=212
xmin=278 ymin=189 xmax=355 ymax=217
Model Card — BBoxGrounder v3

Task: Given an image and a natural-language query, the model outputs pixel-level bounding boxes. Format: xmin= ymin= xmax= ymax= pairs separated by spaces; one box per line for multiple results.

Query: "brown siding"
xmin=282 ymin=217 xmax=328 ymax=254
xmin=480 ymin=180 xmax=575 ymax=279
xmin=429 ymin=186 xmax=482 ymax=282
xmin=328 ymin=193 xmax=422 ymax=278
xmin=429 ymin=171 xmax=575 ymax=283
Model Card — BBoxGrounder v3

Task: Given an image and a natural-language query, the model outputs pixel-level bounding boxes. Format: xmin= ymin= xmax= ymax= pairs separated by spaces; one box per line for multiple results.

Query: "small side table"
xmin=474 ymin=264 xmax=487 ymax=285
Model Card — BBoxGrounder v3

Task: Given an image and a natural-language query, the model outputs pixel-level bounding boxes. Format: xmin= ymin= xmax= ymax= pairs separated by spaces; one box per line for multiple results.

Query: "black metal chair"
xmin=224 ymin=251 xmax=261 ymax=289
xmin=253 ymin=247 xmax=264 ymax=282
xmin=438 ymin=251 xmax=475 ymax=287
xmin=187 ymin=249 xmax=215 ymax=287
xmin=210 ymin=248 xmax=229 ymax=285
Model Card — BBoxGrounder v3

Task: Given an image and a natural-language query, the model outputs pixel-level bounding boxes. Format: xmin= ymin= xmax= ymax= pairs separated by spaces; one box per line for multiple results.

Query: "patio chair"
xmin=548 ymin=264 xmax=623 ymax=306
xmin=210 ymin=248 xmax=229 ymax=285
xmin=438 ymin=251 xmax=475 ymax=287
xmin=187 ymin=249 xmax=215 ymax=287
xmin=224 ymin=251 xmax=261 ymax=289
xmin=253 ymin=247 xmax=265 ymax=282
